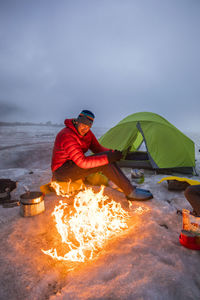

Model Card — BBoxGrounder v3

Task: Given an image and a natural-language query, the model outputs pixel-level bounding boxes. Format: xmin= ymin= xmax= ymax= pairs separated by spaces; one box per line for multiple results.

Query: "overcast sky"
xmin=0 ymin=0 xmax=200 ymax=131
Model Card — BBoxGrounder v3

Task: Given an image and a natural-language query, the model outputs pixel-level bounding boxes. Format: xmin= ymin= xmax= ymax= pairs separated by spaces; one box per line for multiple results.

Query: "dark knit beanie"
xmin=77 ymin=110 xmax=95 ymax=126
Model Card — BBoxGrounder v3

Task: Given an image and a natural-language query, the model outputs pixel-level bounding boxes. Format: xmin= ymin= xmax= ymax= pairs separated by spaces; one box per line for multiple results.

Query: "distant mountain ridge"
xmin=0 ymin=121 xmax=63 ymax=127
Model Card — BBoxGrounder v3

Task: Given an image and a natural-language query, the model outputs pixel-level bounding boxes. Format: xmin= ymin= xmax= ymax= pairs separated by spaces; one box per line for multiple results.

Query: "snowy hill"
xmin=0 ymin=125 xmax=200 ymax=300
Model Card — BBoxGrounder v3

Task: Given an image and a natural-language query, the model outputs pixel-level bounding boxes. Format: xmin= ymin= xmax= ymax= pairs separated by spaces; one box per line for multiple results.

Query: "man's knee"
xmin=184 ymin=185 xmax=198 ymax=199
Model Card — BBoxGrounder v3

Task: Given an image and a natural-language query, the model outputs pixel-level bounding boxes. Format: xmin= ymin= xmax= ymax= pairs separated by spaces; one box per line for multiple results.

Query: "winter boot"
xmin=126 ymin=187 xmax=153 ymax=201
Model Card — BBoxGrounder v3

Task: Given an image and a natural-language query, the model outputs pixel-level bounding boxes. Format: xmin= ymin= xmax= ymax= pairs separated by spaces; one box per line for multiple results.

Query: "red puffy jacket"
xmin=51 ymin=119 xmax=110 ymax=171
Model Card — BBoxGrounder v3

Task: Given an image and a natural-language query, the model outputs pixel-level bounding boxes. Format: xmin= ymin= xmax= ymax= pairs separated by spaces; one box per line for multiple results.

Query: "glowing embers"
xmin=42 ymin=186 xmax=130 ymax=262
xmin=128 ymin=202 xmax=150 ymax=215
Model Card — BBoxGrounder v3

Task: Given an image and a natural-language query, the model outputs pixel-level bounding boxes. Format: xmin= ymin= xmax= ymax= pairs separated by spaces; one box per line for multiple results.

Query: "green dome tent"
xmin=99 ymin=112 xmax=195 ymax=174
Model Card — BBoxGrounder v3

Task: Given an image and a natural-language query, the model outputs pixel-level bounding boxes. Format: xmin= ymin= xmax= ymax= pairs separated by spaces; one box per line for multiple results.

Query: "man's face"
xmin=77 ymin=122 xmax=91 ymax=136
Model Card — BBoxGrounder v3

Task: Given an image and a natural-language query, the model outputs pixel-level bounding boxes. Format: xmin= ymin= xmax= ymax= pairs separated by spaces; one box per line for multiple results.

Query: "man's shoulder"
xmin=56 ymin=126 xmax=75 ymax=139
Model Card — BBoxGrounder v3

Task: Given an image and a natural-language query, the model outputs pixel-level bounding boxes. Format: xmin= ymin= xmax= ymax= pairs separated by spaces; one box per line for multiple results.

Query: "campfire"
xmin=42 ymin=183 xmax=149 ymax=262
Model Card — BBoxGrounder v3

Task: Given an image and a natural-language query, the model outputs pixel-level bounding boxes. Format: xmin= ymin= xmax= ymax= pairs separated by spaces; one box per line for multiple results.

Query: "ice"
xmin=0 ymin=125 xmax=200 ymax=300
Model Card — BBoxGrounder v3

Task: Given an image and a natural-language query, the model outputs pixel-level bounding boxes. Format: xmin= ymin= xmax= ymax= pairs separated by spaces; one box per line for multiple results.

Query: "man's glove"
xmin=107 ymin=150 xmax=123 ymax=164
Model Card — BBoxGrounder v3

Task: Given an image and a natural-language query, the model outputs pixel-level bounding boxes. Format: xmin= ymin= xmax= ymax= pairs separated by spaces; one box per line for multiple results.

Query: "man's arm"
xmin=89 ymin=132 xmax=110 ymax=154
xmin=63 ymin=135 xmax=109 ymax=169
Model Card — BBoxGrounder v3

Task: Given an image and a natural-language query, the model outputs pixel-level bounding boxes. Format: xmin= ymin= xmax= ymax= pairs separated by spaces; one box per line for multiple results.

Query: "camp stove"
xmin=20 ymin=191 xmax=45 ymax=217
xmin=0 ymin=179 xmax=17 ymax=201
xmin=179 ymin=209 xmax=200 ymax=250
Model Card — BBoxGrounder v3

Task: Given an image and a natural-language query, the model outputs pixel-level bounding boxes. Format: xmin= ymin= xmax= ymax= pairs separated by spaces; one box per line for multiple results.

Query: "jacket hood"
xmin=64 ymin=118 xmax=91 ymax=138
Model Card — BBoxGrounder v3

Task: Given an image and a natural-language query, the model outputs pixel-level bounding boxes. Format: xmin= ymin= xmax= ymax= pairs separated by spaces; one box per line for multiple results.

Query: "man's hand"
xmin=107 ymin=150 xmax=123 ymax=163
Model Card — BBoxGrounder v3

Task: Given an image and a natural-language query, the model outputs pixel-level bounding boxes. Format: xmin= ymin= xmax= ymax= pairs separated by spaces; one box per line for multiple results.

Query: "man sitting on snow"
xmin=51 ymin=109 xmax=153 ymax=201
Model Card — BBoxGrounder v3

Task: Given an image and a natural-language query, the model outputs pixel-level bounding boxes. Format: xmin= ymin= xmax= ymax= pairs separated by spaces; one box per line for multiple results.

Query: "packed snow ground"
xmin=0 ymin=125 xmax=200 ymax=300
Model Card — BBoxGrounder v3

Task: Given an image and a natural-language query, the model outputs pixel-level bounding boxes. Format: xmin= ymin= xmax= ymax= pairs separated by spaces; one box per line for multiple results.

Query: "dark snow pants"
xmin=52 ymin=152 xmax=134 ymax=196
xmin=184 ymin=185 xmax=200 ymax=216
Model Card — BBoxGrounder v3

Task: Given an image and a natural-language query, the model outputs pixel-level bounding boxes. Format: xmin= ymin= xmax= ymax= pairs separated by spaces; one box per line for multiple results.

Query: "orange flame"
xmin=50 ymin=180 xmax=71 ymax=197
xmin=42 ymin=186 xmax=130 ymax=262
xmin=50 ymin=180 xmax=84 ymax=197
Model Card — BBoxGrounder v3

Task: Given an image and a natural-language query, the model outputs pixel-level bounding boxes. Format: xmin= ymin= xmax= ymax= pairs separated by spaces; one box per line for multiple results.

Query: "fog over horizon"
xmin=0 ymin=0 xmax=200 ymax=132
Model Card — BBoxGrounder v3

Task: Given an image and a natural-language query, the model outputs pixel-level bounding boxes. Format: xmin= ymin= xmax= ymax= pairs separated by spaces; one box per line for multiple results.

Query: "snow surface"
xmin=0 ymin=125 xmax=200 ymax=300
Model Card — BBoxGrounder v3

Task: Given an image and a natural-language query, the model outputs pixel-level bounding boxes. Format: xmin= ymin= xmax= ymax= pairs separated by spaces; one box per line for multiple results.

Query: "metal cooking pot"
xmin=20 ymin=191 xmax=45 ymax=217
xmin=20 ymin=191 xmax=44 ymax=205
